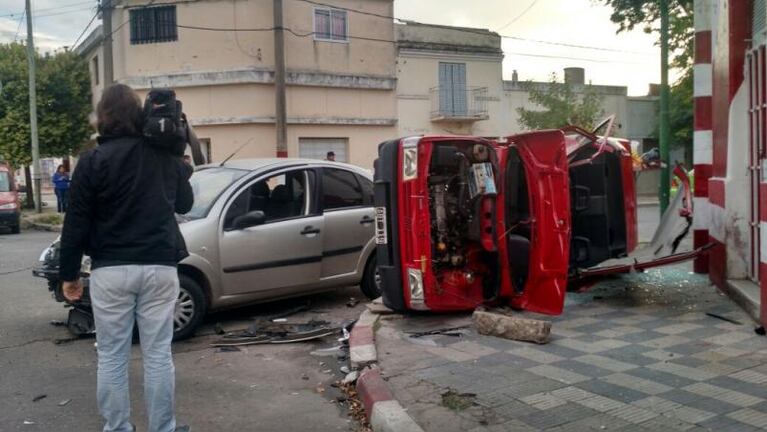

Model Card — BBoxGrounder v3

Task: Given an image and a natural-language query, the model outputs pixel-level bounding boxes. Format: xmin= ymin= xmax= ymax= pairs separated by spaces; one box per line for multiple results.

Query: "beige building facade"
xmin=79 ymin=0 xmax=397 ymax=168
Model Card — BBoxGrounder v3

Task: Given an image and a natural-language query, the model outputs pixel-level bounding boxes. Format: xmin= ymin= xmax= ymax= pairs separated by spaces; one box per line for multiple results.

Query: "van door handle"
xmin=360 ymin=216 xmax=374 ymax=225
xmin=301 ymin=226 xmax=321 ymax=235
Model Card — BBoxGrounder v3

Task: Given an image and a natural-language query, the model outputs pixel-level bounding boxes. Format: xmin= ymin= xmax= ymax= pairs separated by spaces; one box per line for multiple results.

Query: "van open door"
xmin=500 ymin=130 xmax=571 ymax=315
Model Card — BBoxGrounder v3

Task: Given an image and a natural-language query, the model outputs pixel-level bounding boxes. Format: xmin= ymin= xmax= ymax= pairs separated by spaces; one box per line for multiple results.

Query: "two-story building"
xmin=78 ymin=0 xmax=397 ymax=166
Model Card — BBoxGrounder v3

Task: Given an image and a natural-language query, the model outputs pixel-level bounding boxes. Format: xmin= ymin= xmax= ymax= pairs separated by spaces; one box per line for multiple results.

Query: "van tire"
xmin=173 ymin=274 xmax=207 ymax=341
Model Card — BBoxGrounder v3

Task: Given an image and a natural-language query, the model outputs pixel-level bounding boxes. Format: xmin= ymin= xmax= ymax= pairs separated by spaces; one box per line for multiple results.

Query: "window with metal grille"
xmin=755 ymin=0 xmax=767 ymax=46
xmin=314 ymin=8 xmax=347 ymax=41
xmin=130 ymin=6 xmax=177 ymax=45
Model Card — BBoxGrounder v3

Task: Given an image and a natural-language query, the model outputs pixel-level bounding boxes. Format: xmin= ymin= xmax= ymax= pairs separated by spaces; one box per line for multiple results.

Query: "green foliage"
xmin=670 ymin=68 xmax=693 ymax=153
xmin=599 ymin=0 xmax=694 ymax=160
xmin=516 ymin=74 xmax=604 ymax=131
xmin=599 ymin=0 xmax=694 ymax=70
xmin=0 ymin=43 xmax=92 ymax=167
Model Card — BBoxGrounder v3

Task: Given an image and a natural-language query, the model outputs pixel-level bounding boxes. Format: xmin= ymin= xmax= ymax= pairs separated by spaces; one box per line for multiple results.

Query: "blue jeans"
xmin=55 ymin=188 xmax=68 ymax=213
xmin=90 ymin=265 xmax=179 ymax=432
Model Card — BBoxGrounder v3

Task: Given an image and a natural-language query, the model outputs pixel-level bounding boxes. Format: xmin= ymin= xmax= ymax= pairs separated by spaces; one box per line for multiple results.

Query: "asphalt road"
xmin=0 ymin=230 xmax=367 ymax=432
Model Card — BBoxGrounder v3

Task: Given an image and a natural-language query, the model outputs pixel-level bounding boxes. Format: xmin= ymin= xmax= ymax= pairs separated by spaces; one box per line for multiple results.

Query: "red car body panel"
xmin=502 ymin=131 xmax=570 ymax=315
xmin=373 ymin=127 xmax=701 ymax=315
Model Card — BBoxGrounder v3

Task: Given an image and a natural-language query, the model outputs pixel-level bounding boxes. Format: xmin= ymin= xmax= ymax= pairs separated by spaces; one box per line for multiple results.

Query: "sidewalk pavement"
xmin=374 ymin=264 xmax=767 ymax=431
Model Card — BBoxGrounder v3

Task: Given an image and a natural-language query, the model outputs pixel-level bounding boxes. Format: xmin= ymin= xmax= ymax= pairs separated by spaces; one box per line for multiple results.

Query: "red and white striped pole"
xmin=693 ymin=0 xmax=713 ymax=273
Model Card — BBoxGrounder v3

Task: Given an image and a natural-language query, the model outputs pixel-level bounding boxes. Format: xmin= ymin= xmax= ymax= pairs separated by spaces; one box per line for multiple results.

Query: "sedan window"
xmin=322 ymin=168 xmax=363 ymax=210
xmin=224 ymin=170 xmax=313 ymax=229
xmin=186 ymin=167 xmax=248 ymax=219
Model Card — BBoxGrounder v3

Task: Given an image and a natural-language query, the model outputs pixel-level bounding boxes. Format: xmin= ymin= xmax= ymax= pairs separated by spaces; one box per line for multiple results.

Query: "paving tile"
xmin=639 ymin=414 xmax=697 ymax=431
xmin=506 ymin=346 xmax=565 ymax=364
xmin=491 ymin=399 xmax=538 ymax=418
xmin=611 ymin=314 xmax=657 ymax=326
xmin=654 ymin=323 xmax=704 ymax=335
xmin=666 ymin=356 xmax=707 ymax=369
xmin=549 ymin=327 xmax=586 ymax=339
xmin=499 ymin=377 xmax=568 ymax=399
xmin=618 ymin=330 xmax=667 ymax=343
xmin=697 ymin=415 xmax=762 ymax=432
xmin=574 ymin=354 xmax=638 ymax=373
xmin=696 ymin=361 xmax=741 ymax=376
xmin=576 ymin=379 xmax=649 ymax=404
xmin=575 ymin=394 xmax=626 ymax=412
xmin=474 ymin=389 xmax=515 ymax=408
xmin=661 ymin=405 xmax=716 ymax=423
xmin=638 ymin=335 xmax=691 ymax=349
xmin=646 ymin=361 xmax=717 ymax=381
xmin=631 ymin=396 xmax=682 ymax=414
xmin=552 ymin=359 xmax=614 ymax=378
xmin=519 ymin=392 xmax=567 ymax=410
xmin=426 ymin=346 xmax=482 ymax=362
xmin=598 ymin=344 xmax=662 ymax=367
xmin=641 ymin=349 xmax=682 ymax=361
xmin=593 ymin=326 xmax=644 ymax=339
xmin=557 ymin=317 xmax=601 ymax=329
xmin=606 ymin=404 xmax=659 ymax=424
xmin=683 ymin=382 xmax=763 ymax=407
xmin=703 ymin=331 xmax=756 ymax=346
xmin=706 ymin=376 xmax=767 ymax=399
xmin=449 ymin=340 xmax=500 ymax=358
xmin=562 ymin=412 xmax=631 ymax=430
xmin=729 ymin=368 xmax=767 ymax=385
xmin=727 ymin=408 xmax=767 ymax=429
xmin=550 ymin=386 xmax=597 ymax=402
xmin=517 ymin=409 xmax=569 ymax=430
xmin=601 ymin=372 xmax=674 ymax=395
xmin=623 ymin=366 xmax=697 ymax=389
xmin=527 ymin=364 xmax=590 ymax=384
xmin=720 ymin=354 xmax=765 ymax=371
xmin=664 ymin=342 xmax=716 ymax=356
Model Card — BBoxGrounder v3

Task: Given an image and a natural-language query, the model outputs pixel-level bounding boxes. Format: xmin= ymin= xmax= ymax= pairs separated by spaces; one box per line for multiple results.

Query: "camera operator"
xmin=59 ymin=83 xmax=192 ymax=432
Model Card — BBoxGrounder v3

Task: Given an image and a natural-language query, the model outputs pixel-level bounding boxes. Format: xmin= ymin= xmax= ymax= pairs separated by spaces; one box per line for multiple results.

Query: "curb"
xmin=350 ymin=306 xmax=424 ymax=432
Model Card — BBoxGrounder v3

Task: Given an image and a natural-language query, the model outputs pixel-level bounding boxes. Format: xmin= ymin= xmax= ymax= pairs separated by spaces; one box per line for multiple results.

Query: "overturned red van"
xmin=373 ymin=119 xmax=704 ymax=314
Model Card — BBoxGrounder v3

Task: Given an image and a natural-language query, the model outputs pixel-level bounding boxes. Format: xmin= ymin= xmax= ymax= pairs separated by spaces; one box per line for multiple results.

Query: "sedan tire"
xmin=359 ymin=256 xmax=382 ymax=300
xmin=173 ymin=274 xmax=207 ymax=341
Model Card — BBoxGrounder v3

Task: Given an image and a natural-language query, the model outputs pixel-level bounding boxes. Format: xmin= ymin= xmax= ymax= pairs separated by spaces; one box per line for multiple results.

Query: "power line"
xmin=496 ymin=0 xmax=539 ymax=32
xmin=0 ymin=0 xmax=94 ymax=18
xmin=71 ymin=10 xmax=100 ymax=48
xmin=501 ymin=36 xmax=656 ymax=55
xmin=12 ymin=9 xmax=25 ymax=42
xmin=289 ymin=0 xmax=394 ymax=20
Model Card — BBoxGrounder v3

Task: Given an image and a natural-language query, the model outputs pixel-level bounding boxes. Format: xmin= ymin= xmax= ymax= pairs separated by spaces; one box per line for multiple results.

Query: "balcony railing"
xmin=429 ymin=86 xmax=489 ymax=122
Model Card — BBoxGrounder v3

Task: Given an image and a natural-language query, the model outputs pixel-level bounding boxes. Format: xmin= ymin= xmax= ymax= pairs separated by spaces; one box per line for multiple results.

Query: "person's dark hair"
xmin=96 ymin=84 xmax=143 ymax=137
xmin=327 ymin=151 xmax=335 ymax=157
xmin=56 ymin=164 xmax=64 ymax=173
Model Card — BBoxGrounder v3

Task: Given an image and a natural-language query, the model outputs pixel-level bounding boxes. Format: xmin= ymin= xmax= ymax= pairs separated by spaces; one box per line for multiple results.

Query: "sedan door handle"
xmin=360 ymin=216 xmax=374 ymax=225
xmin=300 ymin=226 xmax=321 ymax=235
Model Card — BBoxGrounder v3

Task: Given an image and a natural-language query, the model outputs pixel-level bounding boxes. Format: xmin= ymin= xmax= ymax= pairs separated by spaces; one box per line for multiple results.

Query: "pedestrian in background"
xmin=59 ymin=84 xmax=193 ymax=432
xmin=52 ymin=164 xmax=70 ymax=213
xmin=325 ymin=151 xmax=336 ymax=161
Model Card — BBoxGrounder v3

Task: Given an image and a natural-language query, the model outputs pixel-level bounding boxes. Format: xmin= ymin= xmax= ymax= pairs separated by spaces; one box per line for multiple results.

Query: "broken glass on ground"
xmin=210 ymin=319 xmax=333 ymax=347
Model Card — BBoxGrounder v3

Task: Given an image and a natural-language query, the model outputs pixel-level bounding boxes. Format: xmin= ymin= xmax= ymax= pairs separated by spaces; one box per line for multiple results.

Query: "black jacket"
xmin=59 ymin=135 xmax=194 ymax=281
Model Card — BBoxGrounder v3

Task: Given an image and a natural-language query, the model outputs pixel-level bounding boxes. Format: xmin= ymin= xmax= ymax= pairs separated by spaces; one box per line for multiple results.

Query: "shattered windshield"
xmin=0 ymin=172 xmax=10 ymax=192
xmin=184 ymin=167 xmax=248 ymax=220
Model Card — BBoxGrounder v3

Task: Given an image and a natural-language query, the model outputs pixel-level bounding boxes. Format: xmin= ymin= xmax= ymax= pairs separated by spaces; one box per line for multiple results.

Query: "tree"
xmin=0 ymin=43 xmax=92 ymax=207
xmin=599 ymin=0 xmax=695 ymax=163
xmin=516 ymin=74 xmax=604 ymax=131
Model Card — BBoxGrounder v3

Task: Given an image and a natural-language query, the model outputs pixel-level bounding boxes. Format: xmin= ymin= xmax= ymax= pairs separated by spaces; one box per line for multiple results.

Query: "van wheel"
xmin=360 ymin=256 xmax=382 ymax=300
xmin=173 ymin=274 xmax=207 ymax=341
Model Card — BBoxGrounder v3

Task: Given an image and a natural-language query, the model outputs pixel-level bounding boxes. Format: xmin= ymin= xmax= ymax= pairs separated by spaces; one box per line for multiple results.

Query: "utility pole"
xmin=659 ymin=0 xmax=671 ymax=214
xmin=102 ymin=0 xmax=114 ymax=85
xmin=25 ymin=0 xmax=41 ymax=213
xmin=273 ymin=0 xmax=288 ymax=157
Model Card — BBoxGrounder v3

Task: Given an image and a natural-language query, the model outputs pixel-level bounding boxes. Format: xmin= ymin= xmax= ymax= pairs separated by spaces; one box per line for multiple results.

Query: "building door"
xmin=747 ymin=45 xmax=765 ymax=283
xmin=438 ymin=62 xmax=467 ymax=116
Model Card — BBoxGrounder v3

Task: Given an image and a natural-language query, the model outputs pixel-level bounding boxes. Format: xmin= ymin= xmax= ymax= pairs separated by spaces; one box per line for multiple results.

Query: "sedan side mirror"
xmin=232 ymin=210 xmax=266 ymax=230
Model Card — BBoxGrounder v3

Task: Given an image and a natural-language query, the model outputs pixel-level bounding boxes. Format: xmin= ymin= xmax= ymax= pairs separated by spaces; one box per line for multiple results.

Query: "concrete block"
xmin=472 ymin=310 xmax=551 ymax=344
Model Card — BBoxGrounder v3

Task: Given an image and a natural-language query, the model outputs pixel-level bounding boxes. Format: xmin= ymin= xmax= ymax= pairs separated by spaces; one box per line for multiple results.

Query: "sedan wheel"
xmin=174 ymin=287 xmax=196 ymax=332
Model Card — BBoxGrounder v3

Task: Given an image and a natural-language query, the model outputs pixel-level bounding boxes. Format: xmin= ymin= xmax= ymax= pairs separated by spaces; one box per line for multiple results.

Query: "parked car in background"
xmin=0 ymin=162 xmax=21 ymax=234
xmin=374 ymin=117 xmax=703 ymax=314
xmin=34 ymin=158 xmax=380 ymax=340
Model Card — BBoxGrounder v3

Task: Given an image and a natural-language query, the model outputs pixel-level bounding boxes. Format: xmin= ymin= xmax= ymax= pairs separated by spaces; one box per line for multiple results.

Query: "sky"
xmin=0 ymin=0 xmax=666 ymax=96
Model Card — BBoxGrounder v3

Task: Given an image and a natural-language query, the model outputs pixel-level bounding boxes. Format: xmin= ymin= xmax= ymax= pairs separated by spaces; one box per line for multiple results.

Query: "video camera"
xmin=142 ymin=89 xmax=206 ymax=165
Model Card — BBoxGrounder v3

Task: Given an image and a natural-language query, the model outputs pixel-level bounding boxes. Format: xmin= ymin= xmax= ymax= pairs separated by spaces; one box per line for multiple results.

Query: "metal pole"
xmin=25 ymin=0 xmax=41 ymax=213
xmin=659 ymin=0 xmax=671 ymax=214
xmin=102 ymin=0 xmax=114 ymax=85
xmin=273 ymin=0 xmax=288 ymax=157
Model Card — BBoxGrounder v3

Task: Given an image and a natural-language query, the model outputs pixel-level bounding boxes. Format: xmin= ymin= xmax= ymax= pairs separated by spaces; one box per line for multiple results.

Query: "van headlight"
xmin=407 ymin=268 xmax=427 ymax=309
xmin=0 ymin=202 xmax=17 ymax=210
xmin=401 ymin=137 xmax=419 ymax=181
